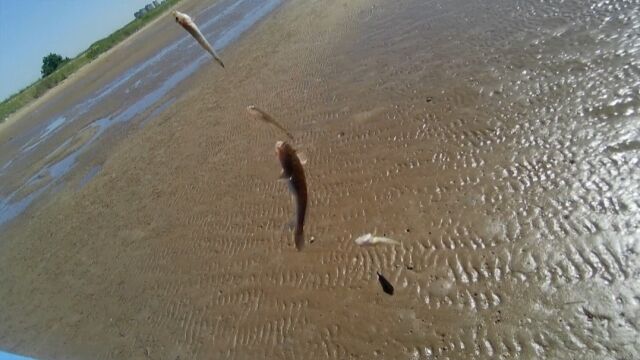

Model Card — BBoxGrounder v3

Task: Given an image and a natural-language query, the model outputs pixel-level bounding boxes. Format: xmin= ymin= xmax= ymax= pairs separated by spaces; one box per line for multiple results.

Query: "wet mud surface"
xmin=0 ymin=0 xmax=639 ymax=359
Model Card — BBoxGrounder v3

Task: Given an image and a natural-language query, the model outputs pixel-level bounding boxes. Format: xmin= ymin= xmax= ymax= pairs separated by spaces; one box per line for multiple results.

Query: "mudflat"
xmin=1 ymin=0 xmax=639 ymax=359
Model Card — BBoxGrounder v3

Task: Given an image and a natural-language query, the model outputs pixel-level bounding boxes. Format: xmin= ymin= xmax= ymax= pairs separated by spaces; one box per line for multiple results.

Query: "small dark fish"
xmin=376 ymin=272 xmax=394 ymax=295
xmin=173 ymin=10 xmax=225 ymax=68
xmin=275 ymin=141 xmax=308 ymax=251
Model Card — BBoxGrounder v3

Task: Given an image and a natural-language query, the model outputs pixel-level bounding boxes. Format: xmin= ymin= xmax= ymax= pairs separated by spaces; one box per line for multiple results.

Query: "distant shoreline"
xmin=0 ymin=0 xmax=183 ymax=124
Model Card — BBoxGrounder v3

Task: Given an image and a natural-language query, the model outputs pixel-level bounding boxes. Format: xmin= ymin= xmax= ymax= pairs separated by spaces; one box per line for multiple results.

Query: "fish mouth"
xmin=275 ymin=140 xmax=285 ymax=154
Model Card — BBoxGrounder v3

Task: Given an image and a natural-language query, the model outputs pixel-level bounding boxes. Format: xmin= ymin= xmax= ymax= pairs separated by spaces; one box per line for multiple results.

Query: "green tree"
xmin=41 ymin=53 xmax=69 ymax=78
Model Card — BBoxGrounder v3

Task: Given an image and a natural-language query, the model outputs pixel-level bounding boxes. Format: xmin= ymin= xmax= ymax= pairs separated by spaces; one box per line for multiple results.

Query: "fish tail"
xmin=294 ymin=227 xmax=304 ymax=251
xmin=378 ymin=237 xmax=401 ymax=246
xmin=273 ymin=123 xmax=293 ymax=140
xmin=214 ymin=56 xmax=225 ymax=68
xmin=206 ymin=47 xmax=224 ymax=68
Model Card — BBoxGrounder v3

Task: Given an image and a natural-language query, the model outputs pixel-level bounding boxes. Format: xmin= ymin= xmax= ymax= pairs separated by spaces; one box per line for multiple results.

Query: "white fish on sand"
xmin=172 ymin=10 xmax=225 ymax=68
xmin=354 ymin=233 xmax=400 ymax=246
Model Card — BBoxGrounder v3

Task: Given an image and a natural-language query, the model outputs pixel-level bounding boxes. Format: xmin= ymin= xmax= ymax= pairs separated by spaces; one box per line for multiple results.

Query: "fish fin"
xmin=214 ymin=56 xmax=225 ymax=68
xmin=297 ymin=152 xmax=308 ymax=165
xmin=278 ymin=171 xmax=290 ymax=181
xmin=281 ymin=218 xmax=295 ymax=232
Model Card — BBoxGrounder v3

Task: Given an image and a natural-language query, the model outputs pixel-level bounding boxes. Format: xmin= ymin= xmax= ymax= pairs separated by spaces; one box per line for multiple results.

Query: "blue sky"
xmin=0 ymin=0 xmax=154 ymax=100
xmin=0 ymin=350 xmax=34 ymax=360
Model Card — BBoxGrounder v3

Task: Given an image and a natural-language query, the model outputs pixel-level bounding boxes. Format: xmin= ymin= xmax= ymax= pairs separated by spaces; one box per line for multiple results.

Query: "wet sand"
xmin=1 ymin=0 xmax=639 ymax=359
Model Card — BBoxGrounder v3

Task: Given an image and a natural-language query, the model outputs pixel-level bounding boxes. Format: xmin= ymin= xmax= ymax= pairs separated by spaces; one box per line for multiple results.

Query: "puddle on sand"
xmin=0 ymin=185 xmax=51 ymax=226
xmin=0 ymin=159 xmax=14 ymax=173
xmin=19 ymin=116 xmax=67 ymax=154
xmin=0 ymin=0 xmax=283 ymax=228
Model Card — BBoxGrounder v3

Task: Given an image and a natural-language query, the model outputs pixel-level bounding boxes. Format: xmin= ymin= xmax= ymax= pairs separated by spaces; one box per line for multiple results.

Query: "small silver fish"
xmin=173 ymin=10 xmax=225 ymax=68
xmin=354 ymin=233 xmax=400 ymax=246
xmin=247 ymin=105 xmax=294 ymax=140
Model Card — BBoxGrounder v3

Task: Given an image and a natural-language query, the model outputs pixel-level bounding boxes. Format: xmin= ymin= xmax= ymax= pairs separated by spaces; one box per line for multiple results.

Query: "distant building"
xmin=134 ymin=1 xmax=163 ymax=19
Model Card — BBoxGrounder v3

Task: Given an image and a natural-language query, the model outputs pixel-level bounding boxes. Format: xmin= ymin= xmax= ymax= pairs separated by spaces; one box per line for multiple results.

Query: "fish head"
xmin=172 ymin=10 xmax=183 ymax=23
xmin=172 ymin=10 xmax=187 ymax=24
xmin=276 ymin=141 xmax=296 ymax=164
xmin=354 ymin=233 xmax=373 ymax=245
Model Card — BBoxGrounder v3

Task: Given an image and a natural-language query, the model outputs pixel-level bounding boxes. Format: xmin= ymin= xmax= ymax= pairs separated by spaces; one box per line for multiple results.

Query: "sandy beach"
xmin=1 ymin=0 xmax=639 ymax=359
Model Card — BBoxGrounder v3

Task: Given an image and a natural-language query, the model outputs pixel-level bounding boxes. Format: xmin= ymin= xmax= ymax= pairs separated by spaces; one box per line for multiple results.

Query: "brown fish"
xmin=275 ymin=141 xmax=308 ymax=251
xmin=247 ymin=105 xmax=294 ymax=140
xmin=172 ymin=10 xmax=225 ymax=68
